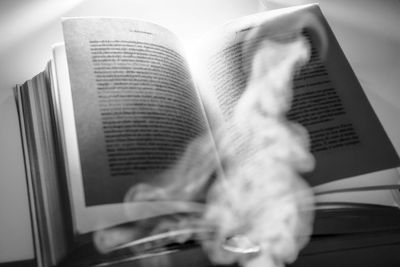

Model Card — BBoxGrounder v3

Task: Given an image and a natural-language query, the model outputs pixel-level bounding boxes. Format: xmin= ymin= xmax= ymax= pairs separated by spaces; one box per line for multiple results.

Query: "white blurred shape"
xmin=0 ymin=0 xmax=84 ymax=52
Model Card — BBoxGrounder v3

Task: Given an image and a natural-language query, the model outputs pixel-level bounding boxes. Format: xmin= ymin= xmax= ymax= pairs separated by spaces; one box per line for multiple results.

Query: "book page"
xmin=194 ymin=4 xmax=399 ymax=186
xmin=59 ymin=18 xmax=209 ymax=233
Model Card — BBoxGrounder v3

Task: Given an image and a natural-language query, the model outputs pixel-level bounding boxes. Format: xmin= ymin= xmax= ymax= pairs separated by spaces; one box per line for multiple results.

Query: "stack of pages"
xmin=14 ymin=4 xmax=400 ymax=267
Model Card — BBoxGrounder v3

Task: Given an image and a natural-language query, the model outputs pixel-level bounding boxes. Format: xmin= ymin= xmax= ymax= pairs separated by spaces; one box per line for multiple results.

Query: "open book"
xmin=14 ymin=3 xmax=400 ymax=267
